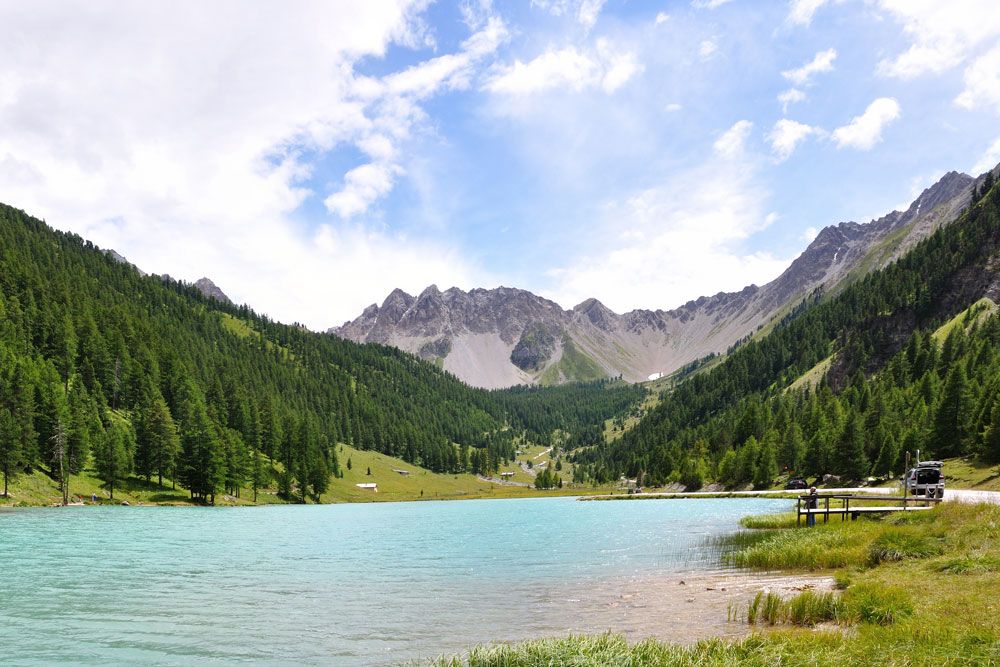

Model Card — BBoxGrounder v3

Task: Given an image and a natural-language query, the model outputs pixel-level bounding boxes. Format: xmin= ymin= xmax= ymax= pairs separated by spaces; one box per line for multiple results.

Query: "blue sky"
xmin=2 ymin=1 xmax=1000 ymax=328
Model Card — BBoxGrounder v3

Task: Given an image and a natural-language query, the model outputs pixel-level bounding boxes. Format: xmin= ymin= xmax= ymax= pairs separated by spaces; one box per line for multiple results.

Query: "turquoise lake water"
xmin=1 ymin=496 xmax=790 ymax=665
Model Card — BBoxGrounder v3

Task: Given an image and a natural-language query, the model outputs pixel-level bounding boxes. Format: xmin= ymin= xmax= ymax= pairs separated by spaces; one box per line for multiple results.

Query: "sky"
xmin=2 ymin=1 xmax=1000 ymax=330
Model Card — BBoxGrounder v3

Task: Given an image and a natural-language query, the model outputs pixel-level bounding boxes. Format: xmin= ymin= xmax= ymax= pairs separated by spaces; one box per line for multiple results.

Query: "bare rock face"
xmin=510 ymin=323 xmax=559 ymax=371
xmin=193 ymin=277 xmax=233 ymax=305
xmin=330 ymin=170 xmax=980 ymax=388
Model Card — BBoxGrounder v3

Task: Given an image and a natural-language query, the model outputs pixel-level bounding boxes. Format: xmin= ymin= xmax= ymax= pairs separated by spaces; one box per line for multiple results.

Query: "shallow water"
xmin=0 ymin=496 xmax=790 ymax=665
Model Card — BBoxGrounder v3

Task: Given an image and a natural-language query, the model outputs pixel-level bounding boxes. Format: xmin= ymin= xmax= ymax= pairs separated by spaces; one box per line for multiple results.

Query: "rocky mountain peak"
xmin=194 ymin=277 xmax=232 ymax=305
xmin=329 ymin=167 xmax=980 ymax=389
xmin=573 ymin=298 xmax=617 ymax=331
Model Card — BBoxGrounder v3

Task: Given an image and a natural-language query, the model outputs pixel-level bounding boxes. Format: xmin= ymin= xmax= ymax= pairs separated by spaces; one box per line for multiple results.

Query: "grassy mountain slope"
xmin=576 ymin=176 xmax=1000 ymax=487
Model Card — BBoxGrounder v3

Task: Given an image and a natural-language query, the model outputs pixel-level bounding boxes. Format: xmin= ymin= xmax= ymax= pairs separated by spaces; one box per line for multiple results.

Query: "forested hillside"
xmin=0 ymin=204 xmax=642 ymax=503
xmin=575 ymin=171 xmax=1000 ymax=488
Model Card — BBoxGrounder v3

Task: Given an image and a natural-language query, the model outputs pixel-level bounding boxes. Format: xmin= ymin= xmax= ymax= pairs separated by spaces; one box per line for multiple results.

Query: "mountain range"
xmin=331 ymin=170 xmax=980 ymax=389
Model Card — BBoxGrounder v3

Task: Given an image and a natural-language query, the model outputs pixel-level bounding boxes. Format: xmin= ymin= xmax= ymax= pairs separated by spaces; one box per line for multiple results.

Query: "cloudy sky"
xmin=2 ymin=1 xmax=1000 ymax=329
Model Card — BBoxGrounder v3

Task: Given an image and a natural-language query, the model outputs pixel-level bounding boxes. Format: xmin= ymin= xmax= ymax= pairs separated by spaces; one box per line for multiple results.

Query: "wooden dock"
xmin=797 ymin=493 xmax=942 ymax=526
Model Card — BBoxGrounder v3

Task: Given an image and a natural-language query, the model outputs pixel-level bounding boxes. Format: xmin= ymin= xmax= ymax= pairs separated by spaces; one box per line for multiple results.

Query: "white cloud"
xmin=832 ymin=98 xmax=900 ymax=150
xmin=692 ymin=0 xmax=734 ymax=8
xmin=699 ymin=39 xmax=718 ymax=58
xmin=577 ymin=0 xmax=607 ymax=29
xmin=486 ymin=40 xmax=640 ymax=95
xmin=768 ymin=119 xmax=822 ymax=161
xmin=655 ymin=12 xmax=671 ymax=25
xmin=325 ymin=15 xmax=508 ymax=218
xmin=955 ymin=45 xmax=1000 ymax=112
xmin=787 ymin=0 xmax=834 ymax=26
xmin=714 ymin=120 xmax=754 ymax=158
xmin=876 ymin=1 xmax=1000 ymax=79
xmin=778 ymin=88 xmax=807 ymax=112
xmin=531 ymin=0 xmax=608 ymax=29
xmin=544 ymin=157 xmax=790 ymax=313
xmin=665 ymin=102 xmax=683 ymax=112
xmin=0 ymin=1 xmax=503 ymax=328
xmin=782 ymin=48 xmax=836 ymax=85
xmin=801 ymin=226 xmax=819 ymax=243
xmin=972 ymin=136 xmax=1000 ymax=174
xmin=325 ymin=163 xmax=402 ymax=218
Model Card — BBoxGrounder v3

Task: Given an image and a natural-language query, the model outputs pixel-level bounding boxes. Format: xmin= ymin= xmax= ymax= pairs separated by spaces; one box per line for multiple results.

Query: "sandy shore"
xmin=506 ymin=569 xmax=835 ymax=647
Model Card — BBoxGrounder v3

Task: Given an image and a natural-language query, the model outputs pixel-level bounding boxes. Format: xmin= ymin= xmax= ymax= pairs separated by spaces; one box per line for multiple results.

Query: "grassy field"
xmin=1 ymin=442 xmax=613 ymax=507
xmin=942 ymin=456 xmax=1000 ymax=491
xmin=0 ymin=466 xmax=273 ymax=507
xmin=325 ymin=443 xmax=593 ymax=502
xmin=437 ymin=502 xmax=1000 ymax=666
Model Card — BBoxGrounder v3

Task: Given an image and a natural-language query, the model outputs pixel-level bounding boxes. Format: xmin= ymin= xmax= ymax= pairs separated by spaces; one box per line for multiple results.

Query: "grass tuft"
xmin=841 ymin=583 xmax=913 ymax=625
xmin=867 ymin=529 xmax=942 ymax=566
xmin=740 ymin=512 xmax=798 ymax=530
xmin=934 ymin=553 xmax=1000 ymax=574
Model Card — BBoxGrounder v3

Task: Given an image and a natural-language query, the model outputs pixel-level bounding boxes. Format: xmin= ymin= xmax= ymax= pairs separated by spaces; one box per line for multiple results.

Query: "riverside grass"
xmin=435 ymin=502 xmax=1000 ymax=666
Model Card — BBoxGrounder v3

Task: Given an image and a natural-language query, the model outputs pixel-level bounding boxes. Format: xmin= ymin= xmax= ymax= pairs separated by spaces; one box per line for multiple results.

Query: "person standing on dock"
xmin=806 ymin=487 xmax=818 ymax=527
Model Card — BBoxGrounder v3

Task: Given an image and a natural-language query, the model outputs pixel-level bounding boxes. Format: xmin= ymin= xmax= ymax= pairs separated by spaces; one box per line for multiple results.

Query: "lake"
xmin=0 ymin=496 xmax=791 ymax=665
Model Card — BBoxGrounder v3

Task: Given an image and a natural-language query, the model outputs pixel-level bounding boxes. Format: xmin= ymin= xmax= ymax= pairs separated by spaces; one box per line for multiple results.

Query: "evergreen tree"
xmin=178 ymin=391 xmax=224 ymax=504
xmin=931 ymin=365 xmax=970 ymax=457
xmin=779 ymin=422 xmax=806 ymax=474
xmin=0 ymin=408 xmax=21 ymax=497
xmin=94 ymin=419 xmax=133 ymax=500
xmin=753 ymin=438 xmax=779 ymax=488
xmin=984 ymin=398 xmax=1000 ymax=464
xmin=136 ymin=394 xmax=181 ymax=487
xmin=837 ymin=414 xmax=868 ymax=481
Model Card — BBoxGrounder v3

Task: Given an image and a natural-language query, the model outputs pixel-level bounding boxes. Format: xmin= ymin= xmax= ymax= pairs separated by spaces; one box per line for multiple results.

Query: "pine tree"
xmin=779 ymin=422 xmax=806 ymax=474
xmin=178 ymin=391 xmax=224 ymax=504
xmin=94 ymin=419 xmax=133 ymax=500
xmin=984 ymin=398 xmax=1000 ymax=464
xmin=137 ymin=394 xmax=181 ymax=487
xmin=931 ymin=365 xmax=970 ymax=457
xmin=753 ymin=438 xmax=779 ymax=488
xmin=0 ymin=408 xmax=21 ymax=497
xmin=837 ymin=414 xmax=868 ymax=481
